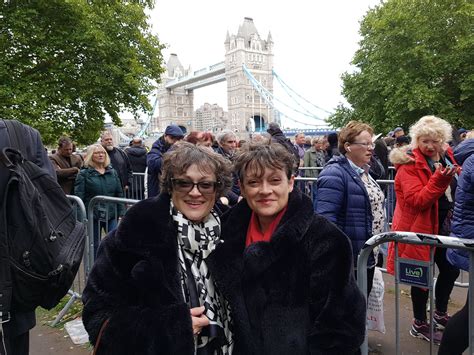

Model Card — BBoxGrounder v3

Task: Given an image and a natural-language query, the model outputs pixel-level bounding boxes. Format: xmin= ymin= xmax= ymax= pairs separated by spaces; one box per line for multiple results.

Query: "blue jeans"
xmin=92 ymin=218 xmax=118 ymax=257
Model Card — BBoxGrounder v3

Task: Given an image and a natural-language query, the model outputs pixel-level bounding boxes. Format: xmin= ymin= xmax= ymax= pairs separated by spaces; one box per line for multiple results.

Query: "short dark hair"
xmin=160 ymin=142 xmax=232 ymax=197
xmin=233 ymin=141 xmax=294 ymax=183
xmin=58 ymin=136 xmax=72 ymax=148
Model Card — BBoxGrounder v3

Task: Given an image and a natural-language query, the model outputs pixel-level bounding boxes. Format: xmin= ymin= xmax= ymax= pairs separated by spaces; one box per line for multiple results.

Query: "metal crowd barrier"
xmin=51 ymin=195 xmax=139 ymax=326
xmin=51 ymin=195 xmax=87 ymax=326
xmin=357 ymin=232 xmax=474 ymax=355
xmin=86 ymin=196 xmax=140 ymax=273
xmin=126 ymin=172 xmax=146 ymax=200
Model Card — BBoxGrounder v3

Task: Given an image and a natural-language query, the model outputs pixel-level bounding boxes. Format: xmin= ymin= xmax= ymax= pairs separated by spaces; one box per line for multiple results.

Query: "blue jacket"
xmin=146 ymin=136 xmax=171 ymax=198
xmin=315 ymin=155 xmax=375 ymax=267
xmin=447 ymin=138 xmax=474 ymax=271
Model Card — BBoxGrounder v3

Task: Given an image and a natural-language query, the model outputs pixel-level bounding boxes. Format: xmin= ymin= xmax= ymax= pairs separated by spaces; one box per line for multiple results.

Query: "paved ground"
xmin=29 ymin=271 xmax=469 ymax=354
xmin=368 ymin=272 xmax=468 ymax=354
xmin=30 ymin=322 xmax=90 ymax=355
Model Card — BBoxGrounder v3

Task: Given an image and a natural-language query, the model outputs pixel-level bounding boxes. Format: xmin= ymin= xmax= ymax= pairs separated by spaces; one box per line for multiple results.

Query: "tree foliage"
xmin=328 ymin=0 xmax=474 ymax=133
xmin=0 ymin=0 xmax=164 ymax=145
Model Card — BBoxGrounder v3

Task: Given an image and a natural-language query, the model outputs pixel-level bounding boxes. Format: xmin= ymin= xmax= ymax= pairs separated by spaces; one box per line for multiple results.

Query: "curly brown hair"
xmin=233 ymin=141 xmax=295 ymax=183
xmin=160 ymin=142 xmax=232 ymax=197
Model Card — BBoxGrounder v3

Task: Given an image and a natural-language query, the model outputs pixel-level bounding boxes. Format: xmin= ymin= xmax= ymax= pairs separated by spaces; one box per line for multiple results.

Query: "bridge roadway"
xmin=165 ymin=61 xmax=225 ymax=91
xmin=30 ymin=271 xmax=468 ymax=354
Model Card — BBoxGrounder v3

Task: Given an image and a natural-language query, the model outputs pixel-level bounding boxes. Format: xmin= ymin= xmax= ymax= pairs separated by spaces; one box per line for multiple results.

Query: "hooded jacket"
xmin=208 ymin=189 xmax=366 ymax=354
xmin=315 ymin=154 xmax=376 ymax=267
xmin=386 ymin=146 xmax=456 ymax=274
xmin=446 ymin=138 xmax=474 ymax=271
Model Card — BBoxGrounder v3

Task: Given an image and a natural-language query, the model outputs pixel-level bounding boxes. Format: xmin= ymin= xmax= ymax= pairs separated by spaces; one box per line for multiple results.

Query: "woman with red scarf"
xmin=208 ymin=142 xmax=366 ymax=354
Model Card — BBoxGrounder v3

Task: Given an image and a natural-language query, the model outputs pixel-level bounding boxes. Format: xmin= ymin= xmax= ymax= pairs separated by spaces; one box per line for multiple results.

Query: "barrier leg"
xmin=50 ymin=290 xmax=81 ymax=327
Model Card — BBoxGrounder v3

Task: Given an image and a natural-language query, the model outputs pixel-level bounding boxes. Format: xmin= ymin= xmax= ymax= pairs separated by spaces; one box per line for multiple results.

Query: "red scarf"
xmin=245 ymin=207 xmax=287 ymax=247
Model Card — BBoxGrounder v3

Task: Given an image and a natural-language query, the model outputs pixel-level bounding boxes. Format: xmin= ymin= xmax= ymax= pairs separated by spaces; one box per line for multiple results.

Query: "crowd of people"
xmin=41 ymin=118 xmax=473 ymax=354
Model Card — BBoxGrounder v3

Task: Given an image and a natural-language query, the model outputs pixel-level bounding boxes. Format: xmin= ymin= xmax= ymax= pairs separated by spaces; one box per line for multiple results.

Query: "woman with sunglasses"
xmin=82 ymin=142 xmax=234 ymax=354
xmin=315 ymin=121 xmax=386 ymax=296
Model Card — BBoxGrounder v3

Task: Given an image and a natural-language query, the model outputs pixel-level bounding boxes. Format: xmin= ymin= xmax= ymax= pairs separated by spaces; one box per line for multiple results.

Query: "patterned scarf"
xmin=171 ymin=202 xmax=233 ymax=354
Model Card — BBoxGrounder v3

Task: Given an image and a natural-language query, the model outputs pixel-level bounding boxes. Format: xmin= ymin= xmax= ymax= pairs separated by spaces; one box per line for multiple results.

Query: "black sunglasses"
xmin=171 ymin=178 xmax=220 ymax=195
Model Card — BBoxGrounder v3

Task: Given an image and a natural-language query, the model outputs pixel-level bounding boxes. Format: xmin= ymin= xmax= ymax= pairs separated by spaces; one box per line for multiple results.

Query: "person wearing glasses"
xmin=315 ymin=121 xmax=386 ymax=296
xmin=82 ymin=142 xmax=234 ymax=354
xmin=208 ymin=142 xmax=366 ymax=354
xmin=74 ymin=143 xmax=124 ymax=257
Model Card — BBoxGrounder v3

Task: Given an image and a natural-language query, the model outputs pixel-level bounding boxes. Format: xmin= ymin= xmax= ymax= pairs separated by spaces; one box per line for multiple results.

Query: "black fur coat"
xmin=208 ymin=188 xmax=366 ymax=354
xmin=82 ymin=194 xmax=197 ymax=354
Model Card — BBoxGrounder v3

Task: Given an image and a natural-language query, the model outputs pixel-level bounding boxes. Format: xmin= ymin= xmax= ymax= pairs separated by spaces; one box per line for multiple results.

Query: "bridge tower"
xmin=225 ymin=17 xmax=274 ymax=134
xmin=153 ymin=53 xmax=194 ymax=134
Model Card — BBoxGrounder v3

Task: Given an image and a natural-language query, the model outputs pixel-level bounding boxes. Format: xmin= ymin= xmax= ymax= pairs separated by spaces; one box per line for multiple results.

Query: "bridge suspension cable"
xmin=242 ymin=64 xmax=329 ymax=127
xmin=272 ymin=69 xmax=333 ymax=115
xmin=136 ymin=95 xmax=159 ymax=137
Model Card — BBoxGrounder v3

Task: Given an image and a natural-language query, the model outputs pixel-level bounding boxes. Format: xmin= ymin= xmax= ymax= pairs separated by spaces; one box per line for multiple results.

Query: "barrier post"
xmin=50 ymin=195 xmax=87 ymax=327
xmin=357 ymin=232 xmax=474 ymax=355
xmin=87 ymin=196 xmax=139 ymax=272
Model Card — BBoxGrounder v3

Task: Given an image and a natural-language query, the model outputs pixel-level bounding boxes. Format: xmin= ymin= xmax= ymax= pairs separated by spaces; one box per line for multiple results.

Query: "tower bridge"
xmin=148 ymin=17 xmax=330 ymax=137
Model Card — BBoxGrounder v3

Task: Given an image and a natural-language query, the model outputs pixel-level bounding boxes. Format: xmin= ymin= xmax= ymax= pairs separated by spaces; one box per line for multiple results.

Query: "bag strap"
xmin=92 ymin=318 xmax=110 ymax=355
xmin=3 ymin=120 xmax=23 ymax=153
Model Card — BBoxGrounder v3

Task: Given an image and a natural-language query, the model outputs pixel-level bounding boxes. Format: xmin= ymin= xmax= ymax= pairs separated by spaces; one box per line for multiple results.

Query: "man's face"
xmin=101 ymin=134 xmax=114 ymax=151
xmin=58 ymin=143 xmax=73 ymax=158
xmin=295 ymin=134 xmax=305 ymax=146
xmin=220 ymin=135 xmax=237 ymax=154
xmin=164 ymin=135 xmax=182 ymax=146
xmin=394 ymin=130 xmax=405 ymax=138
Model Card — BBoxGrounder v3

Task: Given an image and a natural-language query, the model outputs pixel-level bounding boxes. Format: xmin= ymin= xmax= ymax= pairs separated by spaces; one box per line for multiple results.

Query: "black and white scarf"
xmin=171 ymin=202 xmax=233 ymax=354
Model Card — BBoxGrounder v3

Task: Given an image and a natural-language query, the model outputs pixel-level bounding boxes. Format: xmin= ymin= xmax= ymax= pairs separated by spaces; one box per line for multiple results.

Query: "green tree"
xmin=329 ymin=0 xmax=474 ymax=132
xmin=0 ymin=0 xmax=164 ymax=145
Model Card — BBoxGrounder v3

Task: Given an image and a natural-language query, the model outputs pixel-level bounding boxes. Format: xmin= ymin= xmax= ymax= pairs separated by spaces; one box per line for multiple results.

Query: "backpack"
xmin=0 ymin=120 xmax=85 ymax=313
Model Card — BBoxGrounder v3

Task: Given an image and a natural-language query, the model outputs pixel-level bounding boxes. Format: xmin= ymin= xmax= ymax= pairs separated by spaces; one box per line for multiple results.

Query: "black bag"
xmin=0 ymin=121 xmax=85 ymax=312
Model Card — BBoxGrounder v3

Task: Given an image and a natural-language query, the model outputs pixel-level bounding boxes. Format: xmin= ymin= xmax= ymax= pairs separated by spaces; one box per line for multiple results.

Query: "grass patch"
xmin=36 ymin=294 xmax=91 ymax=350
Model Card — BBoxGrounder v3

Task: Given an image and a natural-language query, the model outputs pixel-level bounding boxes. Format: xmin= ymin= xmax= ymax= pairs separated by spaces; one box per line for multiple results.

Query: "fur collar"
xmin=114 ymin=193 xmax=177 ymax=255
xmin=212 ymin=188 xmax=314 ymax=271
xmin=389 ymin=145 xmax=415 ymax=166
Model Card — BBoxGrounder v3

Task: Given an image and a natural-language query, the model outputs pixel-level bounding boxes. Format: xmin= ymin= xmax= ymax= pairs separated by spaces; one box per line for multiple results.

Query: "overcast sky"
xmin=149 ymin=0 xmax=381 ymax=128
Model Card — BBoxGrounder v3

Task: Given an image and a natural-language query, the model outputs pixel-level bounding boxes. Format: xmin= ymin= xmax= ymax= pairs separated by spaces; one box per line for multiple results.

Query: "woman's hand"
xmin=435 ymin=163 xmax=457 ymax=176
xmin=190 ymin=306 xmax=209 ymax=335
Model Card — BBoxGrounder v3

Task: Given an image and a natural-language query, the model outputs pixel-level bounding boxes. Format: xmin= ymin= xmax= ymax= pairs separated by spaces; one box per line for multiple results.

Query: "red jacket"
xmin=386 ymin=147 xmax=455 ymax=274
